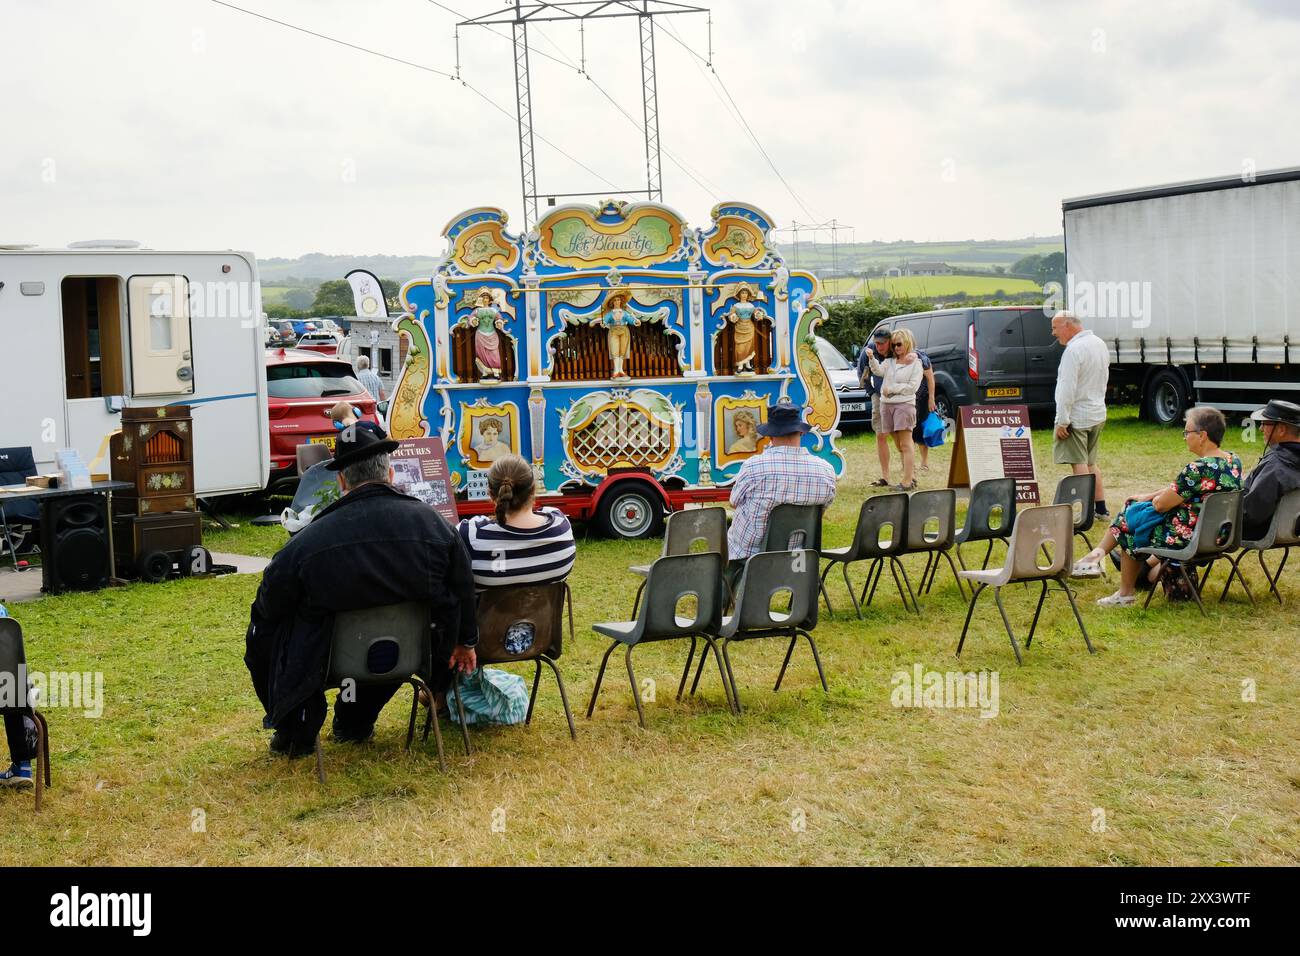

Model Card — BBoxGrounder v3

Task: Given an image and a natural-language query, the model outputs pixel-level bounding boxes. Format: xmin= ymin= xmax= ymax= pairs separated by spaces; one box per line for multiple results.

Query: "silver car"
xmin=815 ymin=336 xmax=869 ymax=429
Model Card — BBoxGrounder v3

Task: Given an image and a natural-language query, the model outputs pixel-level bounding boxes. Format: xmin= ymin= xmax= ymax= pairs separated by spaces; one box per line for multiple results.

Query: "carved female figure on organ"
xmin=599 ymin=291 xmax=641 ymax=380
xmin=726 ymin=284 xmax=768 ymax=375
xmin=468 ymin=289 xmax=506 ymax=381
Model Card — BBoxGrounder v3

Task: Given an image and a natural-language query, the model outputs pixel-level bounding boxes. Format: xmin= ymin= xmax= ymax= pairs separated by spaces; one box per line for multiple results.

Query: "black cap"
xmin=871 ymin=327 xmax=891 ymax=340
xmin=326 ymin=426 xmax=399 ymax=471
xmin=1251 ymin=399 xmax=1300 ymax=428
xmin=757 ymin=398 xmax=811 ymax=437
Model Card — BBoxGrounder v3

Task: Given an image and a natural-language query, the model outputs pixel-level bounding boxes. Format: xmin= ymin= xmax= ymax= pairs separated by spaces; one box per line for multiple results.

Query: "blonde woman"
xmin=866 ymin=328 xmax=923 ymax=490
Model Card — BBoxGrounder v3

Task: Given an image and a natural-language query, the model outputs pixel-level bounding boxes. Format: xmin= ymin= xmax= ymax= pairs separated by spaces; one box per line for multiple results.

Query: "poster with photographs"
xmin=390 ymin=437 xmax=459 ymax=525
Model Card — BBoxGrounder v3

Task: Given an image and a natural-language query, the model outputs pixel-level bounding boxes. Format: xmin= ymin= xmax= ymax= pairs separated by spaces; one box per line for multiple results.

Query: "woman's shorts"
xmin=880 ymin=401 xmax=917 ymax=434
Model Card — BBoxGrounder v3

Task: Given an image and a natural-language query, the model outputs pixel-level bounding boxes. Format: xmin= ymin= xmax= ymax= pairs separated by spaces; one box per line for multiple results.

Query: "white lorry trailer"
xmin=1062 ymin=167 xmax=1300 ymax=424
xmin=0 ymin=242 xmax=269 ymax=495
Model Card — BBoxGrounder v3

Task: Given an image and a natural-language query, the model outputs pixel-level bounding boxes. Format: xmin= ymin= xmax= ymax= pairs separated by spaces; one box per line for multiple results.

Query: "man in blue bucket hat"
xmin=726 ymin=398 xmax=837 ymax=571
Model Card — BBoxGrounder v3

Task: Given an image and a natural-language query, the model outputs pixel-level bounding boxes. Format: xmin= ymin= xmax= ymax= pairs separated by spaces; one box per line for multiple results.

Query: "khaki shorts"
xmin=1054 ymin=422 xmax=1104 ymax=465
xmin=871 ymin=394 xmax=883 ymax=433
xmin=880 ymin=401 xmax=917 ymax=434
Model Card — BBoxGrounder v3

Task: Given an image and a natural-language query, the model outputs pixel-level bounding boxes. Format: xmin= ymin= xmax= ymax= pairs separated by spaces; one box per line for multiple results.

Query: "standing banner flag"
xmin=345 ymin=268 xmax=389 ymax=319
xmin=947 ymin=404 xmax=1040 ymax=503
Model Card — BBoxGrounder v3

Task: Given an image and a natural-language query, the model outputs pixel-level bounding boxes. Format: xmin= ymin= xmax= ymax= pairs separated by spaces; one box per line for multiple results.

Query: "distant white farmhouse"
xmin=897 ymin=261 xmax=954 ymax=277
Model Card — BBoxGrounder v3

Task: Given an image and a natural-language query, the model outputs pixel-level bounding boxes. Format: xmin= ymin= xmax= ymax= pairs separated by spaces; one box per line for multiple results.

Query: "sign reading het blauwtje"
xmin=947 ymin=405 xmax=1040 ymax=504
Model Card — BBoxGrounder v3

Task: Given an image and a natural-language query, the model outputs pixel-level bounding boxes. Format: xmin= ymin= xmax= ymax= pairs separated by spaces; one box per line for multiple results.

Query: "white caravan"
xmin=0 ymin=242 xmax=269 ymax=496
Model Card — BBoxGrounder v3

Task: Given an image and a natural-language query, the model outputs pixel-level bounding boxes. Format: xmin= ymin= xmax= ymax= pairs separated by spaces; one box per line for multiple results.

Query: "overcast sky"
xmin=4 ymin=0 xmax=1298 ymax=257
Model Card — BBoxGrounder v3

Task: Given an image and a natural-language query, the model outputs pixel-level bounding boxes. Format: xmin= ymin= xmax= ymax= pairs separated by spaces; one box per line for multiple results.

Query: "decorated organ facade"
xmin=384 ymin=199 xmax=845 ymax=495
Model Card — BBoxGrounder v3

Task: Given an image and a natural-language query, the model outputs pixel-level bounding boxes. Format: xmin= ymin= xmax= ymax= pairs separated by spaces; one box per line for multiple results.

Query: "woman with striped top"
xmin=457 ymin=454 xmax=576 ymax=588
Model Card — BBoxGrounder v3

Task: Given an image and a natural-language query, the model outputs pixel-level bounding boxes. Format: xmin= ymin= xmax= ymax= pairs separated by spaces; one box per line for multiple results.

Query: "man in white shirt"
xmin=355 ymin=354 xmax=386 ymax=402
xmin=1051 ymin=311 xmax=1111 ymax=515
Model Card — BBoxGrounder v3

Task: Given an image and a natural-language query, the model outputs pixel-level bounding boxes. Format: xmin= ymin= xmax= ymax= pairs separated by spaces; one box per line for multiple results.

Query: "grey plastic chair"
xmin=1220 ymin=488 xmax=1300 ymax=605
xmin=0 ymin=619 xmax=51 ymax=811
xmin=629 ymin=506 xmax=727 ymax=617
xmin=473 ymin=581 xmax=577 ymax=740
xmin=765 ymin=503 xmax=824 ymax=552
xmin=898 ymin=488 xmax=966 ymax=600
xmin=689 ymin=549 xmax=827 ymax=712
xmin=296 ymin=441 xmax=333 ymax=476
xmin=955 ymin=478 xmax=1018 ymax=571
xmin=1054 ymin=473 xmax=1099 ymax=552
xmin=316 ymin=600 xmax=469 ymax=783
xmin=956 ymin=504 xmax=1093 ymax=665
xmin=1135 ymin=490 xmax=1244 ymax=615
xmin=818 ymin=494 xmax=915 ymax=617
xmin=588 ymin=552 xmax=732 ymax=727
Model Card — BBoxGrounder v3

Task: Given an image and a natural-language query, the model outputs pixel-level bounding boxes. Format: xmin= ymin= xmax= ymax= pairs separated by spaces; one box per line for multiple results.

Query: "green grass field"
xmin=2 ymin=408 xmax=1296 ymax=866
xmin=259 ymin=285 xmax=294 ymax=306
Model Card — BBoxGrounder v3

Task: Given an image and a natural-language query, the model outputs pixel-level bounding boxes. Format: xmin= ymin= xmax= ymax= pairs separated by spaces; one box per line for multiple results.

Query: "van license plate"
xmin=309 ymin=436 xmax=337 ymax=450
xmin=986 ymin=387 xmax=1021 ymax=398
xmin=842 ymin=402 xmax=866 ymax=412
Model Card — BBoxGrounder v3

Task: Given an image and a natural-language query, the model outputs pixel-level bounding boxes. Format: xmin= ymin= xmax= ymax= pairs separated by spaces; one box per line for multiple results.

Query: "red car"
xmin=265 ymin=348 xmax=379 ymax=485
xmin=295 ymin=330 xmax=341 ymax=356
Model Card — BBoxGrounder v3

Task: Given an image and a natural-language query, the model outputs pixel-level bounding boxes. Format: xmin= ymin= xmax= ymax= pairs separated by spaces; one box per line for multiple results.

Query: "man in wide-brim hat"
xmin=726 ymin=398 xmax=837 ymax=578
xmin=1242 ymin=399 xmax=1300 ymax=540
xmin=245 ymin=426 xmax=479 ymax=758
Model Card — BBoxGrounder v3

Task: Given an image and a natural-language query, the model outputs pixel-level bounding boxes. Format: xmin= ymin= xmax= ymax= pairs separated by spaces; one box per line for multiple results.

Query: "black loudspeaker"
xmin=40 ymin=494 xmax=110 ymax=594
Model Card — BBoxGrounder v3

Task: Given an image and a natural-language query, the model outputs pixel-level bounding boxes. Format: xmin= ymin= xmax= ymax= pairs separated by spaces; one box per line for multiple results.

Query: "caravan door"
xmin=127 ymin=274 xmax=195 ymax=396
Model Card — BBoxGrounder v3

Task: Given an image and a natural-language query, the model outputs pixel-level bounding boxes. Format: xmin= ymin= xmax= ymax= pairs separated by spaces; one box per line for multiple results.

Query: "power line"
xmin=428 ymin=0 xmax=722 ymax=201
xmin=207 ymin=0 xmax=624 ymax=195
xmin=659 ymin=19 xmax=820 ymax=221
xmin=210 ymin=0 xmax=454 ymax=78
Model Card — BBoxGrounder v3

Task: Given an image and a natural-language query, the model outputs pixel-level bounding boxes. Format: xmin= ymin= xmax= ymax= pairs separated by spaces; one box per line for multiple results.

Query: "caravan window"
xmin=128 ymin=275 xmax=194 ymax=397
xmin=60 ymin=277 xmax=126 ymax=399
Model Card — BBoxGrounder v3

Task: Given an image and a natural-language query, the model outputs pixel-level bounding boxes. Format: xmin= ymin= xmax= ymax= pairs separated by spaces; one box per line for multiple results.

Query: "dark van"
xmin=872 ymin=306 xmax=1062 ymax=421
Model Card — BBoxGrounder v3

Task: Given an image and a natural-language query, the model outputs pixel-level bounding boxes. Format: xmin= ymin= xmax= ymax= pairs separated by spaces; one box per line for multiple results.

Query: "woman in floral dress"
xmin=1072 ymin=406 xmax=1243 ymax=606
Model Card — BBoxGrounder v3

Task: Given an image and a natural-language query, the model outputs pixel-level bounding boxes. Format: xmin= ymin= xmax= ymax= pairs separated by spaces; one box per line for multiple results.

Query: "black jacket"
xmin=244 ymin=481 xmax=477 ymax=726
xmin=1242 ymin=442 xmax=1300 ymax=541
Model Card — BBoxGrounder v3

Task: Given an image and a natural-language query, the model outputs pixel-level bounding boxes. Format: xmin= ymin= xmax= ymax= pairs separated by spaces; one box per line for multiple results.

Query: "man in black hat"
xmin=244 ymin=426 xmax=478 ymax=756
xmin=1242 ymin=399 xmax=1300 ymax=540
xmin=726 ymin=398 xmax=837 ymax=567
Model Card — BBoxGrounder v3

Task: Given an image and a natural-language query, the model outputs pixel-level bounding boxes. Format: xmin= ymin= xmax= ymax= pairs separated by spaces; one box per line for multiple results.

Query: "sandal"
xmin=1095 ymin=590 xmax=1136 ymax=607
xmin=870 ymin=478 xmax=890 ymax=487
xmin=893 ymin=480 xmax=918 ymax=492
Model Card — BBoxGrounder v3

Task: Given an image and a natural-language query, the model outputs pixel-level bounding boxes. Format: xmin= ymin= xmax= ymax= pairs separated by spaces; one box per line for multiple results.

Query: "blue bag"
xmin=921 ymin=411 xmax=947 ymax=448
xmin=447 ymin=666 xmax=530 ymax=725
xmin=1121 ymin=500 xmax=1163 ymax=549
